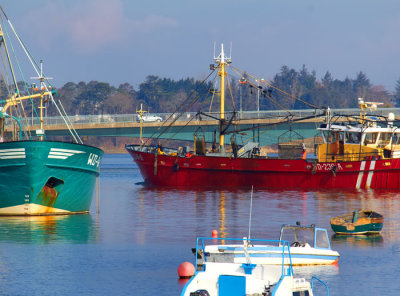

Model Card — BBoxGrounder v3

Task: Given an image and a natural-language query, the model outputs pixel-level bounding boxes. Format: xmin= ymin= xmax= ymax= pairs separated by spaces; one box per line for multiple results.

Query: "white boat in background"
xmin=196 ymin=223 xmax=339 ymax=267
xmin=182 ymin=237 xmax=329 ymax=296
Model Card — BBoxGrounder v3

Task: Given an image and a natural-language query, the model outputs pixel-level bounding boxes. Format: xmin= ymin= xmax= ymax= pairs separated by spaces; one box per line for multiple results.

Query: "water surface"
xmin=0 ymin=154 xmax=398 ymax=295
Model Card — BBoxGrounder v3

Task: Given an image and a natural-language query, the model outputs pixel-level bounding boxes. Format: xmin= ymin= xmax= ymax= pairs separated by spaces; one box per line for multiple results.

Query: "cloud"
xmin=67 ymin=0 xmax=126 ymax=51
xmin=21 ymin=0 xmax=179 ymax=53
xmin=130 ymin=15 xmax=179 ymax=34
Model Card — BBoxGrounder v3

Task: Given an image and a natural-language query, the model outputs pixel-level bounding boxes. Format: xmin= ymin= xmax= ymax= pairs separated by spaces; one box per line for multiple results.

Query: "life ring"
xmin=172 ymin=162 xmax=179 ymax=172
xmin=185 ymin=152 xmax=193 ymax=158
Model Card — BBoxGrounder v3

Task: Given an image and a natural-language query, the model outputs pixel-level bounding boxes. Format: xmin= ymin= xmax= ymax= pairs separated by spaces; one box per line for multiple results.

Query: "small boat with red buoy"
xmin=194 ymin=223 xmax=339 ymax=268
xmin=181 ymin=237 xmax=329 ymax=296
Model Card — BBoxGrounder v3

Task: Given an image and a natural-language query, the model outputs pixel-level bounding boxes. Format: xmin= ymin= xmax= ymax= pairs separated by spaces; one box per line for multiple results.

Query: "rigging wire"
xmin=226 ymin=72 xmax=236 ymax=112
xmin=0 ymin=47 xmax=12 ymax=95
xmin=142 ymin=69 xmax=217 ymax=145
xmin=230 ymin=65 xmax=320 ymax=110
xmin=223 ymin=113 xmax=326 ymax=136
xmin=227 ymin=66 xmax=329 ymax=146
xmin=227 ymin=68 xmax=292 ymax=115
xmin=0 ymin=6 xmax=82 ymax=143
xmin=1 ymin=18 xmax=40 ymax=139
xmin=208 ymin=81 xmax=217 ymax=113
xmin=163 ymin=114 xmax=198 ymax=145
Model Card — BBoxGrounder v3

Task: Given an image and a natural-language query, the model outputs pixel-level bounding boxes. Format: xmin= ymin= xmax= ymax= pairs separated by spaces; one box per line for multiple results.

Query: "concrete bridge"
xmin=26 ymin=108 xmax=400 ymax=145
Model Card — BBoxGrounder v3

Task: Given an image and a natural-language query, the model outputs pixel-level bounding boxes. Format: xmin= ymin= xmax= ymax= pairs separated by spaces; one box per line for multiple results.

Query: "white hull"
xmin=202 ymin=244 xmax=340 ymax=266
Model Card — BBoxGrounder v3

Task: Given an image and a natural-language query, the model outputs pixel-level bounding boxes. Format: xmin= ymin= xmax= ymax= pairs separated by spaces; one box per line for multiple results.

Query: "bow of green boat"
xmin=0 ymin=7 xmax=103 ymax=215
xmin=0 ymin=141 xmax=103 ymax=215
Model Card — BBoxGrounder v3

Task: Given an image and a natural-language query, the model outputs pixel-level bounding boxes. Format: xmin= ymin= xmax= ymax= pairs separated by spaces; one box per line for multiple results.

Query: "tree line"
xmin=42 ymin=65 xmax=400 ymax=116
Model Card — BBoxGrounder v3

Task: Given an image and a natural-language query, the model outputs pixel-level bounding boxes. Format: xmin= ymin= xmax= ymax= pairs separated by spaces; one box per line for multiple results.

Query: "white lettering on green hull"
xmin=87 ymin=153 xmax=100 ymax=167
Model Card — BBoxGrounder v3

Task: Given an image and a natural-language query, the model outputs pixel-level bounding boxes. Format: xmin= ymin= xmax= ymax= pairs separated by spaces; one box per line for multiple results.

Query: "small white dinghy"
xmin=182 ymin=238 xmax=329 ymax=296
xmin=196 ymin=223 xmax=339 ymax=268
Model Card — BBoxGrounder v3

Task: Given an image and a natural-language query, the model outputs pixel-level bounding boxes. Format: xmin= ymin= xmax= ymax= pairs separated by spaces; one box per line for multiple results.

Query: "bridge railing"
xmin=15 ymin=108 xmax=400 ymax=127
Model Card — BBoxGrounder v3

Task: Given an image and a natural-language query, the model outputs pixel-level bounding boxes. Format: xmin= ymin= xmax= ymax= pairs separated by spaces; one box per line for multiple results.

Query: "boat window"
xmin=364 ymin=132 xmax=378 ymax=145
xmin=281 ymin=228 xmax=314 ymax=246
xmin=322 ymin=131 xmax=330 ymax=143
xmin=393 ymin=133 xmax=400 ymax=145
xmin=315 ymin=229 xmax=329 ymax=249
xmin=379 ymin=132 xmax=391 ymax=146
xmin=345 ymin=132 xmax=361 ymax=144
xmin=323 ymin=131 xmax=343 ymax=143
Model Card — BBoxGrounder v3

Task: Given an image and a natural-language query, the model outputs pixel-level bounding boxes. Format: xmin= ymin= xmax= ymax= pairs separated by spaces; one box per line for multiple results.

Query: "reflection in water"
xmin=98 ymin=155 xmax=400 ymax=296
xmin=135 ymin=187 xmax=400 ymax=245
xmin=392 ymin=243 xmax=400 ymax=254
xmin=0 ymin=214 xmax=96 ymax=244
xmin=294 ymin=264 xmax=339 ymax=277
xmin=331 ymin=234 xmax=384 ymax=248
xmin=218 ymin=191 xmax=226 ymax=239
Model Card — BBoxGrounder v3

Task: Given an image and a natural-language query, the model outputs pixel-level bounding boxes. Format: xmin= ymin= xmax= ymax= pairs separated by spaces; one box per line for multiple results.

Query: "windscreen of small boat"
xmin=281 ymin=228 xmax=314 ymax=247
xmin=315 ymin=229 xmax=330 ymax=249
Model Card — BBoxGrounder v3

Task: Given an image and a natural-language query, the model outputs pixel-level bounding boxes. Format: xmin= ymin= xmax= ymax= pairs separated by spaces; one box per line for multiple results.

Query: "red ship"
xmin=126 ymin=45 xmax=400 ymax=189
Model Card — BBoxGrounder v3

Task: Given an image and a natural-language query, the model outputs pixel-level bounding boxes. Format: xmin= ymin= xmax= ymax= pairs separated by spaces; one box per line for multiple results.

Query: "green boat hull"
xmin=0 ymin=141 xmax=103 ymax=215
xmin=330 ymin=222 xmax=383 ymax=235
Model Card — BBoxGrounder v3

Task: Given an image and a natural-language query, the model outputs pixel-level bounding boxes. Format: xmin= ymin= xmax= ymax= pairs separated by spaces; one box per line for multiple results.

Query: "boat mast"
xmin=136 ymin=103 xmax=147 ymax=146
xmin=31 ymin=60 xmax=53 ymax=141
xmin=215 ymin=44 xmax=231 ymax=152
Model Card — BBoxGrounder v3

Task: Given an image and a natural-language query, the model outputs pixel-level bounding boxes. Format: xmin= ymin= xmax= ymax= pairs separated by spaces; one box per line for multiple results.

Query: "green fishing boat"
xmin=0 ymin=7 xmax=103 ymax=215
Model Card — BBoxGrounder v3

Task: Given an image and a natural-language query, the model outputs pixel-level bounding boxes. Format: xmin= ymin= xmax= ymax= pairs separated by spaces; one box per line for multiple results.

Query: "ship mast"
xmin=214 ymin=44 xmax=231 ymax=152
xmin=136 ymin=103 xmax=147 ymax=146
xmin=31 ymin=60 xmax=53 ymax=140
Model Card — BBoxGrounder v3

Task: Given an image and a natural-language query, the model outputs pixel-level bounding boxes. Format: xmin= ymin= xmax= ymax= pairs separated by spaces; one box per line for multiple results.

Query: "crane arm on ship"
xmin=197 ymin=110 xmax=237 ymax=136
xmin=0 ymin=91 xmax=54 ymax=114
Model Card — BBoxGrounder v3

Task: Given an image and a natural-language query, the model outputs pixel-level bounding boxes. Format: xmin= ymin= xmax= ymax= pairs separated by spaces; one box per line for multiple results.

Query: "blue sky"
xmin=3 ymin=0 xmax=400 ymax=91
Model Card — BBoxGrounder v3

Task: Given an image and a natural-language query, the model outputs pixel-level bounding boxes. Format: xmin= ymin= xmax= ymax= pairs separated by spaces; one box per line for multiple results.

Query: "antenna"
xmin=30 ymin=60 xmax=53 ymax=90
xmin=248 ymin=185 xmax=254 ymax=240
xmin=213 ymin=41 xmax=216 ymax=59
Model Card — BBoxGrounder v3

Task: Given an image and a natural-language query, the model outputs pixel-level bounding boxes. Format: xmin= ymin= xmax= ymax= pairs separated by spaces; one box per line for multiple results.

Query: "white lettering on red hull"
xmin=316 ymin=163 xmax=343 ymax=171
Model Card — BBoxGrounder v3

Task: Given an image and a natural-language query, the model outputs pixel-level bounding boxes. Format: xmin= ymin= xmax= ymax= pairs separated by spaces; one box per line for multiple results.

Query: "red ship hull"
xmin=126 ymin=147 xmax=400 ymax=189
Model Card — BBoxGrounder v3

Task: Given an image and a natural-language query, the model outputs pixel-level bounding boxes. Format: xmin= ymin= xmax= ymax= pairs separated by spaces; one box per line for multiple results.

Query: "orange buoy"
xmin=177 ymin=262 xmax=195 ymax=279
xmin=211 ymin=230 xmax=218 ymax=238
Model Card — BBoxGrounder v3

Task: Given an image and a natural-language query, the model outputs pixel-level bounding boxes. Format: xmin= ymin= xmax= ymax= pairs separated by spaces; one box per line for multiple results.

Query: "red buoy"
xmin=178 ymin=262 xmax=195 ymax=278
xmin=211 ymin=229 xmax=218 ymax=238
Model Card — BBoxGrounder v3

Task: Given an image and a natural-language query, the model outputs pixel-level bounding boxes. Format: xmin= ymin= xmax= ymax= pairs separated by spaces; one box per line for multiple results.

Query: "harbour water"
xmin=0 ymin=153 xmax=398 ymax=295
